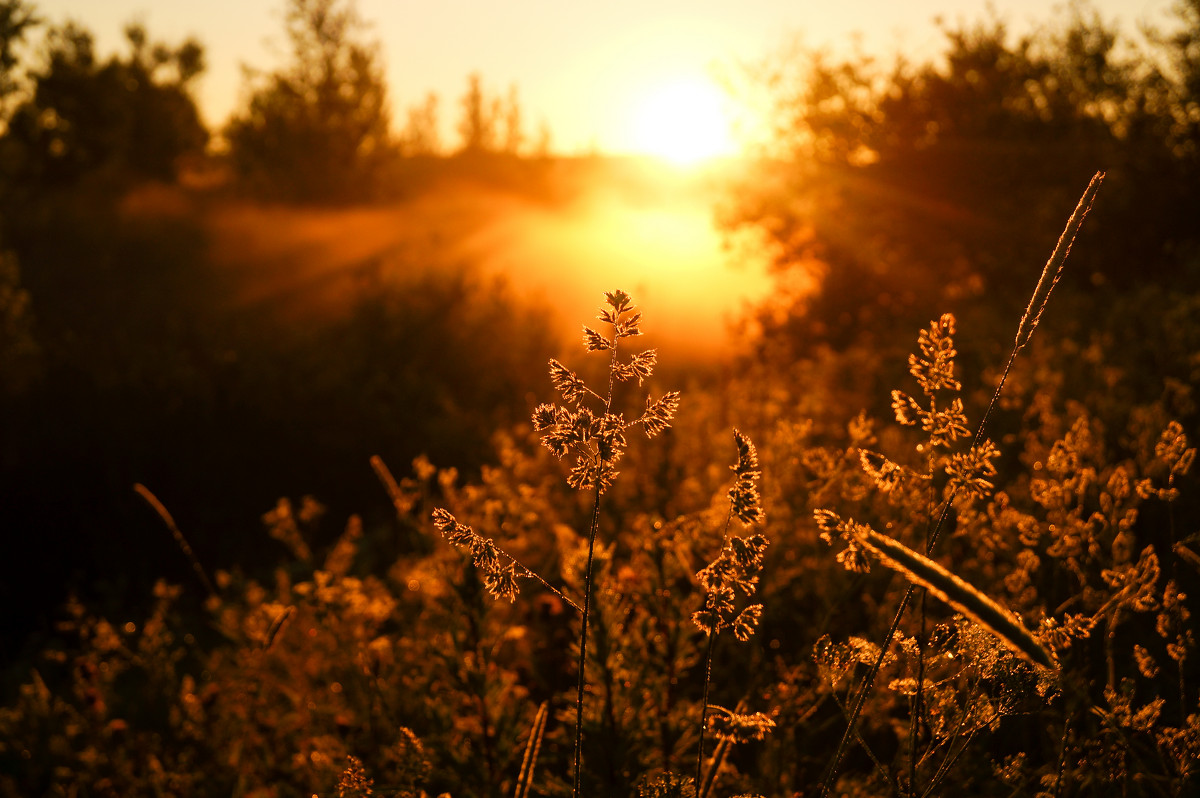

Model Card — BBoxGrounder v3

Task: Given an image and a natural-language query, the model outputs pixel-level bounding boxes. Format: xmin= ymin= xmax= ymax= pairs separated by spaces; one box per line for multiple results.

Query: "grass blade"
xmin=514 ymin=701 xmax=549 ymax=798
xmin=853 ymin=526 xmax=1056 ymax=669
xmin=1015 ymin=171 xmax=1105 ymax=351
xmin=133 ymin=483 xmax=217 ymax=599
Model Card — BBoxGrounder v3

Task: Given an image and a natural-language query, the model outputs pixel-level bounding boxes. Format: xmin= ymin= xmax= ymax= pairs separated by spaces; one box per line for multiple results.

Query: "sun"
xmin=628 ymin=76 xmax=737 ymax=165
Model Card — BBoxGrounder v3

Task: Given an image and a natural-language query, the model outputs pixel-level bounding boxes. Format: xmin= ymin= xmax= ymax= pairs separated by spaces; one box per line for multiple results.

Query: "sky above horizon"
xmin=33 ymin=0 xmax=1177 ymax=155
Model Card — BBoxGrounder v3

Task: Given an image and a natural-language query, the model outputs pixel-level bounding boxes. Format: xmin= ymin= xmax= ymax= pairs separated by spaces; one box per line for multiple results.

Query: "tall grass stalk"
xmin=133 ymin=482 xmax=217 ymax=599
xmin=853 ymin=526 xmax=1056 ymax=668
xmin=570 ymin=311 xmax=621 ymax=798
xmin=573 ymin=488 xmax=605 ymax=797
xmin=818 ymin=171 xmax=1105 ymax=797
xmin=472 ymin=289 xmax=678 ymax=796
xmin=694 ymin=430 xmax=767 ymax=792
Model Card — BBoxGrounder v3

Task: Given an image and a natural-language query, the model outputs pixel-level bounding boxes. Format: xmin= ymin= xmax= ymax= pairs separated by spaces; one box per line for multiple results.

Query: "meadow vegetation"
xmin=1 ymin=0 xmax=1199 ymax=796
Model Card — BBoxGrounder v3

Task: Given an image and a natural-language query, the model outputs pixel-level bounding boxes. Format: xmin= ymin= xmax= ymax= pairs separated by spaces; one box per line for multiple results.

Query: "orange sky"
xmin=34 ymin=0 xmax=1175 ymax=155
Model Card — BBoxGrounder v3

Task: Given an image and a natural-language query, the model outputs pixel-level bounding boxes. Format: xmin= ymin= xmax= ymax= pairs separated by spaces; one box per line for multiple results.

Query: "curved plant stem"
xmin=133 ymin=483 xmax=217 ymax=599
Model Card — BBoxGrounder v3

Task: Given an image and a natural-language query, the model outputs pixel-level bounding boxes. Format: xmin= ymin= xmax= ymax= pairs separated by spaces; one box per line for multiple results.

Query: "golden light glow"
xmin=628 ymin=76 xmax=737 ymax=165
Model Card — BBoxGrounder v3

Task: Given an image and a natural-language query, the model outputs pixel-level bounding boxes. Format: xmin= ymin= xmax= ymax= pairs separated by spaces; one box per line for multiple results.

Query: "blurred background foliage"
xmin=0 ymin=0 xmax=1198 ymax=795
xmin=726 ymin=0 xmax=1200 ymax=360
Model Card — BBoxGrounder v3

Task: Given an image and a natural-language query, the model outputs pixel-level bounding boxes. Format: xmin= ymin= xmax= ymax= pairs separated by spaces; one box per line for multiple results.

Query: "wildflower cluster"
xmin=944 ymin=438 xmax=1001 ymax=501
xmin=1153 ymin=419 xmax=1196 ymax=501
xmin=694 ymin=534 xmax=768 ymax=641
xmin=532 ymin=290 xmax=680 ymax=493
xmin=706 ymin=706 xmax=777 ymax=744
xmin=890 ymin=313 xmax=969 ymax=448
xmin=874 ymin=315 xmax=1001 ymax=504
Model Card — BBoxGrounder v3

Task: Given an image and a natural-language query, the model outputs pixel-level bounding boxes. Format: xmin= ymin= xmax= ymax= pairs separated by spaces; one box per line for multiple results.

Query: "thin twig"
xmin=830 ymin=687 xmax=896 ymax=791
xmin=698 ymin=735 xmax=731 ymax=798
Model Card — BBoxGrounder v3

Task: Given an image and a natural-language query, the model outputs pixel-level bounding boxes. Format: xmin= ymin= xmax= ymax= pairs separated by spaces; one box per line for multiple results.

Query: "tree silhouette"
xmin=0 ymin=0 xmax=37 ymax=112
xmin=0 ymin=20 xmax=206 ymax=188
xmin=225 ymin=0 xmax=394 ymax=202
xmin=456 ymin=72 xmax=496 ymax=155
xmin=400 ymin=91 xmax=440 ymax=157
xmin=501 ymin=83 xmax=523 ymax=155
xmin=728 ymin=6 xmax=1200 ymax=350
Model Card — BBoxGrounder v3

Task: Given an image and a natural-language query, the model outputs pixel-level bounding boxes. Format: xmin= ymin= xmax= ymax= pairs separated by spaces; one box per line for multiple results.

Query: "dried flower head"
xmin=694 ymin=432 xmax=769 ymax=638
xmin=889 ymin=315 xmax=974 ymax=449
xmin=694 ymin=534 xmax=768 ymax=637
xmin=706 ymin=706 xmax=776 ymax=743
xmin=909 ymin=313 xmax=961 ymax=394
xmin=430 ymin=508 xmax=521 ymax=602
xmin=814 ymin=509 xmax=872 ymax=574
xmin=1156 ymin=420 xmax=1195 ymax=480
xmin=859 ymin=449 xmax=918 ymax=493
xmin=337 ymin=755 xmax=375 ymax=797
xmin=945 ymin=439 xmax=1002 ymax=501
xmin=729 ymin=429 xmax=766 ymax=525
xmin=532 ymin=291 xmax=679 ymax=495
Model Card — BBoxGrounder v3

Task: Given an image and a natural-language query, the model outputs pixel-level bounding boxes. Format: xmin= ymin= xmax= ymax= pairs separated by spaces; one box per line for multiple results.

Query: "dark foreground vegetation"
xmin=1 ymin=0 xmax=1199 ymax=796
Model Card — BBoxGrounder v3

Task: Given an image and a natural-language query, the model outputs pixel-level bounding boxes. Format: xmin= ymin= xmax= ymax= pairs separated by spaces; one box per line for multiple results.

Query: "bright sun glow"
xmin=629 ymin=76 xmax=736 ymax=165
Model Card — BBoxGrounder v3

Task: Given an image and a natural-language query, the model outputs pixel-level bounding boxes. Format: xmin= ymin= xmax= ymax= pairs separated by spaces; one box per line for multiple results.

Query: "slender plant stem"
xmin=1052 ymin=714 xmax=1071 ymax=798
xmin=515 ymin=702 xmax=549 ymax=798
xmin=1165 ymin=478 xmax=1188 ymax=726
xmin=909 ymin=454 xmax=937 ymax=795
xmin=133 ymin=483 xmax=217 ymax=599
xmin=698 ymin=736 xmax=731 ymax=798
xmin=572 ymin=330 xmax=621 ymax=798
xmin=696 ymin=613 xmax=718 ymax=790
xmin=513 ymin=555 xmax=583 ymax=613
xmin=818 ymin=586 xmax=915 ymax=794
xmin=572 ymin=491 xmax=603 ymax=798
xmin=696 ymin=506 xmax=734 ymax=791
xmin=699 ymin=697 xmax=750 ymax=798
xmin=910 ymin=590 xmax=927 ymax=796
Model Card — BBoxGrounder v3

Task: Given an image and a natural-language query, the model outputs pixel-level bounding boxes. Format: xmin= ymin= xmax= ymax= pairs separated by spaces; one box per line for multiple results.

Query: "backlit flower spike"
xmin=729 ymin=429 xmax=765 ymax=525
xmin=909 ymin=313 xmax=961 ymax=394
xmin=582 ymin=325 xmax=612 ymax=352
xmin=638 ymin=391 xmax=681 ymax=438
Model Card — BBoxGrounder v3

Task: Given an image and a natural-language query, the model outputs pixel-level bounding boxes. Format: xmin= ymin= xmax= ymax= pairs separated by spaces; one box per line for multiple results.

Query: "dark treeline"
xmin=0 ymin=0 xmax=552 ymax=206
